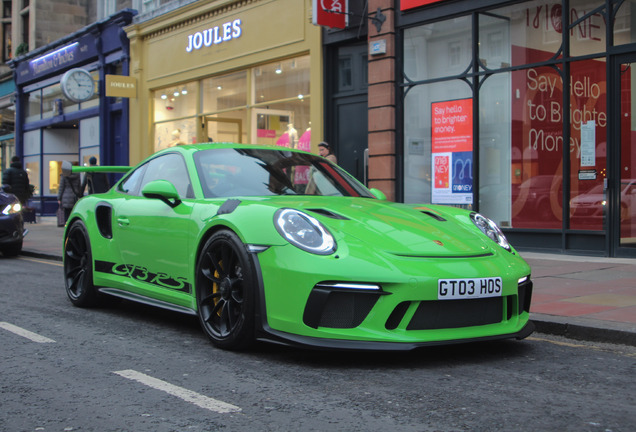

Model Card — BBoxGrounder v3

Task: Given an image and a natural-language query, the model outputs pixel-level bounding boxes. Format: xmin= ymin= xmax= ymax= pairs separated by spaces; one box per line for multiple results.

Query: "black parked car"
xmin=0 ymin=184 xmax=27 ymax=256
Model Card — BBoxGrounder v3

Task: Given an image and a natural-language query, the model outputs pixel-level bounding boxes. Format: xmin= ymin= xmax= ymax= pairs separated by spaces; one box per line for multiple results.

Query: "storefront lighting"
xmin=275 ymin=64 xmax=282 ymax=74
xmin=181 ymin=87 xmax=188 ymax=95
xmin=173 ymin=90 xmax=180 ymax=97
xmin=298 ymin=94 xmax=304 ymax=100
xmin=161 ymin=94 xmax=167 ymax=100
xmin=217 ymin=86 xmax=222 ymax=90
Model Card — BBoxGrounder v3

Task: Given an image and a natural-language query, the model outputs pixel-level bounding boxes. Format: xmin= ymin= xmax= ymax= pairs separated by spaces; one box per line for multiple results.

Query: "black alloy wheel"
xmin=196 ymin=230 xmax=255 ymax=350
xmin=64 ymin=220 xmax=99 ymax=307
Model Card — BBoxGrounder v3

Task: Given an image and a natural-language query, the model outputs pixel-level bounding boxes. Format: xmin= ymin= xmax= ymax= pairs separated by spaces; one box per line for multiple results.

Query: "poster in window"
xmin=431 ymin=98 xmax=473 ymax=204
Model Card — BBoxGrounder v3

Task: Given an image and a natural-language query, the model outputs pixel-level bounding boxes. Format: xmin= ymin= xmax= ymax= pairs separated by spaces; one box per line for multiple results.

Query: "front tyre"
xmin=64 ymin=220 xmax=99 ymax=307
xmin=196 ymin=230 xmax=255 ymax=350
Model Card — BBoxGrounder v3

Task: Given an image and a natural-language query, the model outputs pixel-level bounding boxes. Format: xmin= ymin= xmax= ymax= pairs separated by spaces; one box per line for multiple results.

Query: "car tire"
xmin=64 ymin=220 xmax=100 ymax=307
xmin=195 ymin=229 xmax=255 ymax=350
xmin=1 ymin=240 xmax=22 ymax=257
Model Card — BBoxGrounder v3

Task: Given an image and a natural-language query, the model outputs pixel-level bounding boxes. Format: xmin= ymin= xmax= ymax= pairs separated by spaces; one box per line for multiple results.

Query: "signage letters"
xmin=186 ymin=19 xmax=242 ymax=53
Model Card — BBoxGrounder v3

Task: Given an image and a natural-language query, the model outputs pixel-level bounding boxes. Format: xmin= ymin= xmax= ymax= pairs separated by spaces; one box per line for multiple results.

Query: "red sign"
xmin=401 ymin=0 xmax=447 ymax=11
xmin=431 ymin=98 xmax=473 ymax=153
xmin=313 ymin=0 xmax=348 ymax=29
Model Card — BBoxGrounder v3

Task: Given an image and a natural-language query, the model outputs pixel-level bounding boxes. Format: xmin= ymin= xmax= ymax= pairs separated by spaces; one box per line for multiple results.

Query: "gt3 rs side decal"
xmin=95 ymin=260 xmax=192 ymax=293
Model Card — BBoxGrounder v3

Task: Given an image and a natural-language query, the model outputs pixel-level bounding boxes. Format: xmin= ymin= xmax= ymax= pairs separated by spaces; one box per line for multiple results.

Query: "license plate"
xmin=438 ymin=277 xmax=502 ymax=300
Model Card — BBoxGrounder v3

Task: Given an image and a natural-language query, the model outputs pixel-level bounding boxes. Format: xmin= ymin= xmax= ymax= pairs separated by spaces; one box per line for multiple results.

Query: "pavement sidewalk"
xmin=17 ymin=216 xmax=636 ymax=347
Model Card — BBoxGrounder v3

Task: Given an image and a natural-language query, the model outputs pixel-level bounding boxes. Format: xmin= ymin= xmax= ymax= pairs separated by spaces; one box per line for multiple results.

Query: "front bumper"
xmin=252 ymin=243 xmax=534 ymax=349
xmin=0 ymin=214 xmax=26 ymax=245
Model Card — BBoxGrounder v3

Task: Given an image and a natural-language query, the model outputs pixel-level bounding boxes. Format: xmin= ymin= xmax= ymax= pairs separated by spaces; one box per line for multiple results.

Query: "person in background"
xmin=81 ymin=156 xmax=110 ymax=195
xmin=2 ymin=155 xmax=30 ymax=205
xmin=58 ymin=162 xmax=82 ymax=223
xmin=318 ymin=141 xmax=337 ymax=164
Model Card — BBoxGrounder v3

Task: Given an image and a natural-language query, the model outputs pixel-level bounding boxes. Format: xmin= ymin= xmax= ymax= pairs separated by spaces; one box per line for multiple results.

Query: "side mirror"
xmin=370 ymin=188 xmax=387 ymax=201
xmin=142 ymin=180 xmax=182 ymax=208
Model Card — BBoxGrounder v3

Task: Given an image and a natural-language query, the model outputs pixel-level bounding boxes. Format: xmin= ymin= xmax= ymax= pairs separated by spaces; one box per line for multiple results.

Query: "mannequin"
xmin=287 ymin=124 xmax=298 ymax=149
xmin=170 ymin=128 xmax=186 ymax=146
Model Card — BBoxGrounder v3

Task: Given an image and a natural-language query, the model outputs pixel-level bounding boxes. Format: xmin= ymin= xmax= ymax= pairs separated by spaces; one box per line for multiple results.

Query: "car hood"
xmin=249 ymin=196 xmax=494 ymax=257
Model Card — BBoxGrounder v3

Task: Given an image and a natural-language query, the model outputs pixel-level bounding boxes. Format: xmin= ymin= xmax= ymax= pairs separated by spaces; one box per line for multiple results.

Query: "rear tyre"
xmin=64 ymin=220 xmax=100 ymax=307
xmin=196 ymin=230 xmax=255 ymax=350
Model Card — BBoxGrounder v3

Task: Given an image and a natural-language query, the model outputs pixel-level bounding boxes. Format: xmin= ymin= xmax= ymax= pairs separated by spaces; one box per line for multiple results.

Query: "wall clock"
xmin=60 ymin=68 xmax=95 ymax=103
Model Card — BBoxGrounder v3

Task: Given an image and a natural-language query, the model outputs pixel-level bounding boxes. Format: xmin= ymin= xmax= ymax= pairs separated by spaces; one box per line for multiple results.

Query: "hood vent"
xmin=307 ymin=208 xmax=349 ymax=220
xmin=420 ymin=210 xmax=446 ymax=222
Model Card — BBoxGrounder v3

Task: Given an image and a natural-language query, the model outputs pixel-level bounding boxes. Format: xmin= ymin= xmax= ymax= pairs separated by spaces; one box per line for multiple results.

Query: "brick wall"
xmin=367 ymin=0 xmax=396 ymax=201
xmin=35 ymin=0 xmax=91 ymax=46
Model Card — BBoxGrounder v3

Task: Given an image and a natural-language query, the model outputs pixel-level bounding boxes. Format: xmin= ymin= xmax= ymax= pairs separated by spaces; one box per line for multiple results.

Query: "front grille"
xmin=406 ymin=297 xmax=503 ymax=330
xmin=303 ymin=288 xmax=381 ymax=329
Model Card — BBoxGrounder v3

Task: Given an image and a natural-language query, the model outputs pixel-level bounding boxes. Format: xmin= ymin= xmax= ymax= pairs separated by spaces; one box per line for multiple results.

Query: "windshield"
xmin=194 ymin=148 xmax=374 ymax=198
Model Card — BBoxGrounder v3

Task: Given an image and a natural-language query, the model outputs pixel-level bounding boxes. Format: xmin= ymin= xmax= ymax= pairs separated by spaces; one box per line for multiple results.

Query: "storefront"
xmin=0 ymin=77 xmax=15 ymax=172
xmin=398 ymin=0 xmax=636 ymax=256
xmin=9 ymin=10 xmax=135 ymax=215
xmin=124 ymin=0 xmax=323 ymax=163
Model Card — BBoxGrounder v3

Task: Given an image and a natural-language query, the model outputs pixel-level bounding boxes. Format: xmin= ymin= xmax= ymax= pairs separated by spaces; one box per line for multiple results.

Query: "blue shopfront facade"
xmin=9 ymin=10 xmax=134 ymax=215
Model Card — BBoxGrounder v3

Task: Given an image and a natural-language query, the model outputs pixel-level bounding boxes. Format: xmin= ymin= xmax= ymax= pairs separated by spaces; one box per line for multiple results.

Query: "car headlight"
xmin=274 ymin=208 xmax=336 ymax=255
xmin=2 ymin=202 xmax=21 ymax=215
xmin=470 ymin=212 xmax=511 ymax=252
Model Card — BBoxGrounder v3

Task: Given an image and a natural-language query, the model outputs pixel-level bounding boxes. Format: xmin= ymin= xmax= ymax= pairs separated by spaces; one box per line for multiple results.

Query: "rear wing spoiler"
xmin=62 ymin=160 xmax=132 ymax=176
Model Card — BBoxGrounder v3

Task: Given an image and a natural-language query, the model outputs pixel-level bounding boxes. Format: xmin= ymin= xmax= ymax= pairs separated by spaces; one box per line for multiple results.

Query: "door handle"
xmin=117 ymin=217 xmax=130 ymax=227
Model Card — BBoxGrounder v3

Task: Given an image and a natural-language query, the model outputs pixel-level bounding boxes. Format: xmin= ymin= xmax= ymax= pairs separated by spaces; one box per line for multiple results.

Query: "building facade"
xmin=9 ymin=10 xmax=135 ymax=215
xmin=354 ymin=0 xmax=636 ymax=257
xmin=124 ymin=0 xmax=323 ymax=163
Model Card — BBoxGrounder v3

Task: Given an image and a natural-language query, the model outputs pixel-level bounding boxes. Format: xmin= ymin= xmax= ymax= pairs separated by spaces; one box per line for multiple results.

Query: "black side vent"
xmin=96 ymin=204 xmax=113 ymax=239
xmin=307 ymin=208 xmax=349 ymax=220
xmin=420 ymin=211 xmax=446 ymax=222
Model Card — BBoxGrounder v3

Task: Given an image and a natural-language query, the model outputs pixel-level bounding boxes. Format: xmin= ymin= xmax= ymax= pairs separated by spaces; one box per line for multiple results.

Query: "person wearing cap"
xmin=318 ymin=141 xmax=337 ymax=164
xmin=81 ymin=156 xmax=110 ymax=195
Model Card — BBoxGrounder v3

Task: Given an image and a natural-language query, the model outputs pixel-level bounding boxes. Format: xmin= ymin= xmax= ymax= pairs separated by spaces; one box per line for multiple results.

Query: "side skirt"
xmin=98 ymin=287 xmax=197 ymax=316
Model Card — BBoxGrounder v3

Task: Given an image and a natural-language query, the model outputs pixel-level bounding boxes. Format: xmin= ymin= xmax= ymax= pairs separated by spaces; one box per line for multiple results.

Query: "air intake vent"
xmin=307 ymin=208 xmax=349 ymax=220
xmin=420 ymin=211 xmax=446 ymax=221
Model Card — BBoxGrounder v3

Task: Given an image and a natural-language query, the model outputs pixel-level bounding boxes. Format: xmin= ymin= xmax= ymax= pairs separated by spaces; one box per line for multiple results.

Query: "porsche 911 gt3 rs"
xmin=62 ymin=143 xmax=533 ymax=350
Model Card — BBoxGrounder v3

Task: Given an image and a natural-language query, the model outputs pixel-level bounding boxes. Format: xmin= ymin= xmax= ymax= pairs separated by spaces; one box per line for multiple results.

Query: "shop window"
xmin=569 ymin=0 xmax=607 ymax=57
xmin=254 ymin=56 xmax=310 ymax=103
xmin=25 ymin=90 xmax=41 ymax=123
xmin=41 ymin=83 xmax=71 ymax=120
xmin=510 ymin=66 xmax=564 ymax=229
xmin=569 ymin=59 xmax=607 ymax=231
xmin=0 ymin=102 xmax=15 ymax=136
xmin=205 ymin=110 xmax=246 ymax=144
xmin=478 ymin=2 xmax=562 ymax=70
xmin=254 ymin=99 xmax=310 ymax=149
xmin=403 ymin=80 xmax=472 ymax=205
xmin=479 ymin=73 xmax=511 ymax=227
xmin=154 ymin=81 xmax=197 ymax=122
xmin=152 ymin=56 xmax=310 ymax=151
xmin=154 ymin=119 xmax=196 ymax=150
xmin=404 ymin=17 xmax=472 ymax=82
xmin=614 ymin=0 xmax=636 ymax=45
xmin=24 ymin=158 xmax=38 ymax=196
xmin=202 ymin=71 xmax=246 ymax=113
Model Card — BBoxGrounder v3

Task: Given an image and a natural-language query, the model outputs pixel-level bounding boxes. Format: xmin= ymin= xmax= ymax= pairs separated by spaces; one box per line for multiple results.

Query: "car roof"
xmin=155 ymin=142 xmax=309 ymax=156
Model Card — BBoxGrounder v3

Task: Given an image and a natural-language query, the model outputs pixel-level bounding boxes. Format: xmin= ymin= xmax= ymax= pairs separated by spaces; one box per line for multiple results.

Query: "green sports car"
xmin=63 ymin=143 xmax=533 ymax=350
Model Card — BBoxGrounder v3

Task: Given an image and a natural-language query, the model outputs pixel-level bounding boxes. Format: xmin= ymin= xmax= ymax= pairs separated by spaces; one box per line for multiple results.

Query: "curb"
xmin=21 ymin=250 xmax=63 ymax=262
xmin=532 ymin=314 xmax=636 ymax=347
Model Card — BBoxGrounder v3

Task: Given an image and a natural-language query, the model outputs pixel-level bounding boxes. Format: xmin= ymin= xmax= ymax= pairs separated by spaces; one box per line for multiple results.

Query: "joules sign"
xmin=185 ymin=19 xmax=242 ymax=52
